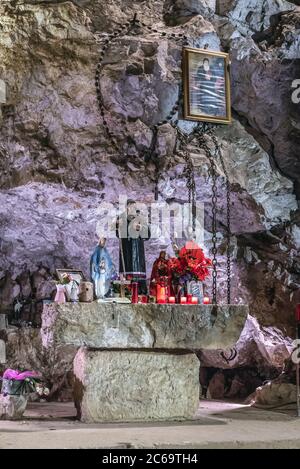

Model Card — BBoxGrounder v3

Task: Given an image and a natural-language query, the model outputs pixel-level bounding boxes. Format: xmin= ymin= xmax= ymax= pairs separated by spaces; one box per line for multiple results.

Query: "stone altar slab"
xmin=74 ymin=348 xmax=200 ymax=423
xmin=42 ymin=302 xmax=248 ymax=351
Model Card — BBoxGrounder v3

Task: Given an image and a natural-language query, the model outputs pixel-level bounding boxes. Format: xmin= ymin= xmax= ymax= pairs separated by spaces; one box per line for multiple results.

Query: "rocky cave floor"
xmin=1 ymin=400 xmax=300 ymax=449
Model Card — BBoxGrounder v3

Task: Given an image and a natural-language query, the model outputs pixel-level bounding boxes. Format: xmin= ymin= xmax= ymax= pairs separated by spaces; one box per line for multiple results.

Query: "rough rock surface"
xmin=0 ymin=327 xmax=76 ymax=401
xmin=199 ymin=315 xmax=293 ymax=372
xmin=41 ymin=302 xmax=248 ymax=350
xmin=252 ymin=382 xmax=297 ymax=408
xmin=73 ymin=347 xmax=200 ymax=422
xmin=0 ymin=394 xmax=28 ymax=420
xmin=217 ymin=0 xmax=296 ymax=34
xmin=248 ymin=354 xmax=298 ymax=408
xmin=199 ymin=314 xmax=294 ymax=399
xmin=0 ymin=0 xmax=299 ymax=393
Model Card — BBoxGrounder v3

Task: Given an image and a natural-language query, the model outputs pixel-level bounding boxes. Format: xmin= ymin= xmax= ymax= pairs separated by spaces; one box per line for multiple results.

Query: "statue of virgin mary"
xmin=90 ymin=237 xmax=114 ymax=299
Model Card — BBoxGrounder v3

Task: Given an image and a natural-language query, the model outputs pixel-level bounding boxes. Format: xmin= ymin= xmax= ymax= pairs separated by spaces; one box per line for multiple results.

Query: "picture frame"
xmin=56 ymin=269 xmax=85 ymax=301
xmin=182 ymin=47 xmax=231 ymax=125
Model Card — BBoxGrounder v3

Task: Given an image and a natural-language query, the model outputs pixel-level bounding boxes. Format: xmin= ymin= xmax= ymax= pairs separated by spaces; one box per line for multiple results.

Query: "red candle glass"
xmin=180 ymin=296 xmax=187 ymax=304
xmin=168 ymin=296 xmax=176 ymax=304
xmin=203 ymin=296 xmax=210 ymax=305
xmin=138 ymin=295 xmax=148 ymax=304
xmin=131 ymin=282 xmax=138 ymax=304
xmin=156 ymin=284 xmax=167 ymax=304
xmin=191 ymin=297 xmax=198 ymax=304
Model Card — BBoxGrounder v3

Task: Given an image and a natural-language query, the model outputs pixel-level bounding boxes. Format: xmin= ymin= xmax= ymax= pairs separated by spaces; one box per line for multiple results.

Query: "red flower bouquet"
xmin=169 ymin=241 xmax=212 ymax=285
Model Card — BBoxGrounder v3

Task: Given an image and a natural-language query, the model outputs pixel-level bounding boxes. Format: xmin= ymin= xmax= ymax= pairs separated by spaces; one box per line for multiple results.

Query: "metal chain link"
xmin=192 ymin=125 xmax=218 ymax=304
xmin=174 ymin=126 xmax=196 ymax=237
xmin=94 ymin=15 xmax=232 ymax=304
xmin=95 ymin=15 xmax=188 ymax=156
xmin=209 ymin=131 xmax=231 ymax=305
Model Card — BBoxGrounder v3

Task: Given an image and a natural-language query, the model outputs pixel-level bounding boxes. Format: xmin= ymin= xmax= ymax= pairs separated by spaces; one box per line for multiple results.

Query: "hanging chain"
xmin=209 ymin=131 xmax=231 ymax=304
xmin=174 ymin=126 xmax=196 ymax=237
xmin=94 ymin=15 xmax=232 ymax=305
xmin=193 ymin=125 xmax=218 ymax=304
xmin=95 ymin=15 xmax=187 ymax=158
xmin=95 ymin=18 xmax=137 ymax=153
xmin=192 ymin=124 xmax=232 ymax=305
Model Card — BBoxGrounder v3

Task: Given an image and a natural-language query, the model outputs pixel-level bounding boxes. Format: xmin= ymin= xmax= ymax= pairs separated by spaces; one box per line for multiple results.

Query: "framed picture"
xmin=56 ymin=269 xmax=85 ymax=301
xmin=182 ymin=47 xmax=231 ymax=124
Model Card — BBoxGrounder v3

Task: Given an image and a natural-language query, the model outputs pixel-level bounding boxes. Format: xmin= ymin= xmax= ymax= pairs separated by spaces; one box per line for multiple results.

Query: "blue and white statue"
xmin=90 ymin=237 xmax=114 ymax=299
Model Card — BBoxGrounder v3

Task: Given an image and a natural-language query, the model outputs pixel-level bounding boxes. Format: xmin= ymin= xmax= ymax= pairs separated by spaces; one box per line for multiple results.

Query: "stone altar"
xmin=41 ymin=303 xmax=248 ymax=423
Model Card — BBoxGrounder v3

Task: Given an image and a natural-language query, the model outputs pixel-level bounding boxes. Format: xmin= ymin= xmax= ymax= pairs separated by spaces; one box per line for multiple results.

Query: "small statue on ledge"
xmin=90 ymin=237 xmax=115 ymax=300
xmin=116 ymin=199 xmax=150 ymax=295
xmin=150 ymin=250 xmax=173 ymax=297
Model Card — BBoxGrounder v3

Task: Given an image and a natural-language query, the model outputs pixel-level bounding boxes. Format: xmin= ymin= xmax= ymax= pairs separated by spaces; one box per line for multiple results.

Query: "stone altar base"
xmin=42 ymin=302 xmax=248 ymax=423
xmin=73 ymin=347 xmax=200 ymax=423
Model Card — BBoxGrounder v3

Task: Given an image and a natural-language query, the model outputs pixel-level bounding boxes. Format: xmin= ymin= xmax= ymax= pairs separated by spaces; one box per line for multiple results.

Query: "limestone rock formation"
xmin=0 ymin=0 xmax=299 ymax=394
xmin=199 ymin=315 xmax=294 ymax=399
xmin=252 ymin=382 xmax=297 ymax=407
xmin=0 ymin=327 xmax=76 ymax=401
xmin=216 ymin=0 xmax=296 ymax=34
xmin=0 ymin=394 xmax=28 ymax=420
xmin=249 ymin=355 xmax=298 ymax=408
xmin=199 ymin=315 xmax=293 ymax=372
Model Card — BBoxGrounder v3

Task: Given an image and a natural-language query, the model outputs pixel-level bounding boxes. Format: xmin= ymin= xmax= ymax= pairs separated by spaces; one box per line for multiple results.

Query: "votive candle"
xmin=180 ymin=296 xmax=187 ymax=304
xmin=156 ymin=284 xmax=167 ymax=304
xmin=168 ymin=296 xmax=176 ymax=304
xmin=191 ymin=297 xmax=198 ymax=304
xmin=203 ymin=296 xmax=210 ymax=305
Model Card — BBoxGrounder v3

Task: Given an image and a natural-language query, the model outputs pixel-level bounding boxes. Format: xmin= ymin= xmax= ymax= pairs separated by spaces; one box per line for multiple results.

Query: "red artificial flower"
xmin=169 ymin=241 xmax=212 ymax=282
xmin=179 ymin=241 xmax=205 ymax=263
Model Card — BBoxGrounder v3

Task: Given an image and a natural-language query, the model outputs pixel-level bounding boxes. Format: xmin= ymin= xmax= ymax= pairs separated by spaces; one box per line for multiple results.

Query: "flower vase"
xmin=186 ymin=280 xmax=203 ymax=304
xmin=54 ymin=284 xmax=66 ymax=304
xmin=173 ymin=283 xmax=184 ymax=304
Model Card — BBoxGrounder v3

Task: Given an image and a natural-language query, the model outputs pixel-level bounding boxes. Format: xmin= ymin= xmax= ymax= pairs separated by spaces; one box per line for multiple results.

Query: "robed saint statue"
xmin=90 ymin=237 xmax=115 ymax=299
xmin=116 ymin=200 xmax=150 ymax=294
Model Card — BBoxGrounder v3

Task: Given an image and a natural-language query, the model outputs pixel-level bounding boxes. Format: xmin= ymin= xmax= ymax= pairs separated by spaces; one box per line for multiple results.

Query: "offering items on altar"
xmin=116 ymin=199 xmax=150 ymax=295
xmin=55 ymin=270 xmax=85 ymax=303
xmin=139 ymin=295 xmax=148 ymax=304
xmin=203 ymin=296 xmax=210 ymax=304
xmin=79 ymin=282 xmax=94 ymax=303
xmin=156 ymin=279 xmax=168 ymax=304
xmin=54 ymin=284 xmax=66 ymax=304
xmin=168 ymin=241 xmax=211 ymax=302
xmin=131 ymin=282 xmax=139 ymax=304
xmin=90 ymin=237 xmax=115 ymax=300
xmin=112 ymin=278 xmax=132 ymax=298
xmin=150 ymin=251 xmax=173 ymax=297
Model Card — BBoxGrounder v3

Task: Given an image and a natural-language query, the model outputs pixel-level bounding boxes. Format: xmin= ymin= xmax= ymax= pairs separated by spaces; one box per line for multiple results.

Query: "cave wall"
xmin=0 ymin=0 xmax=299 ymax=341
